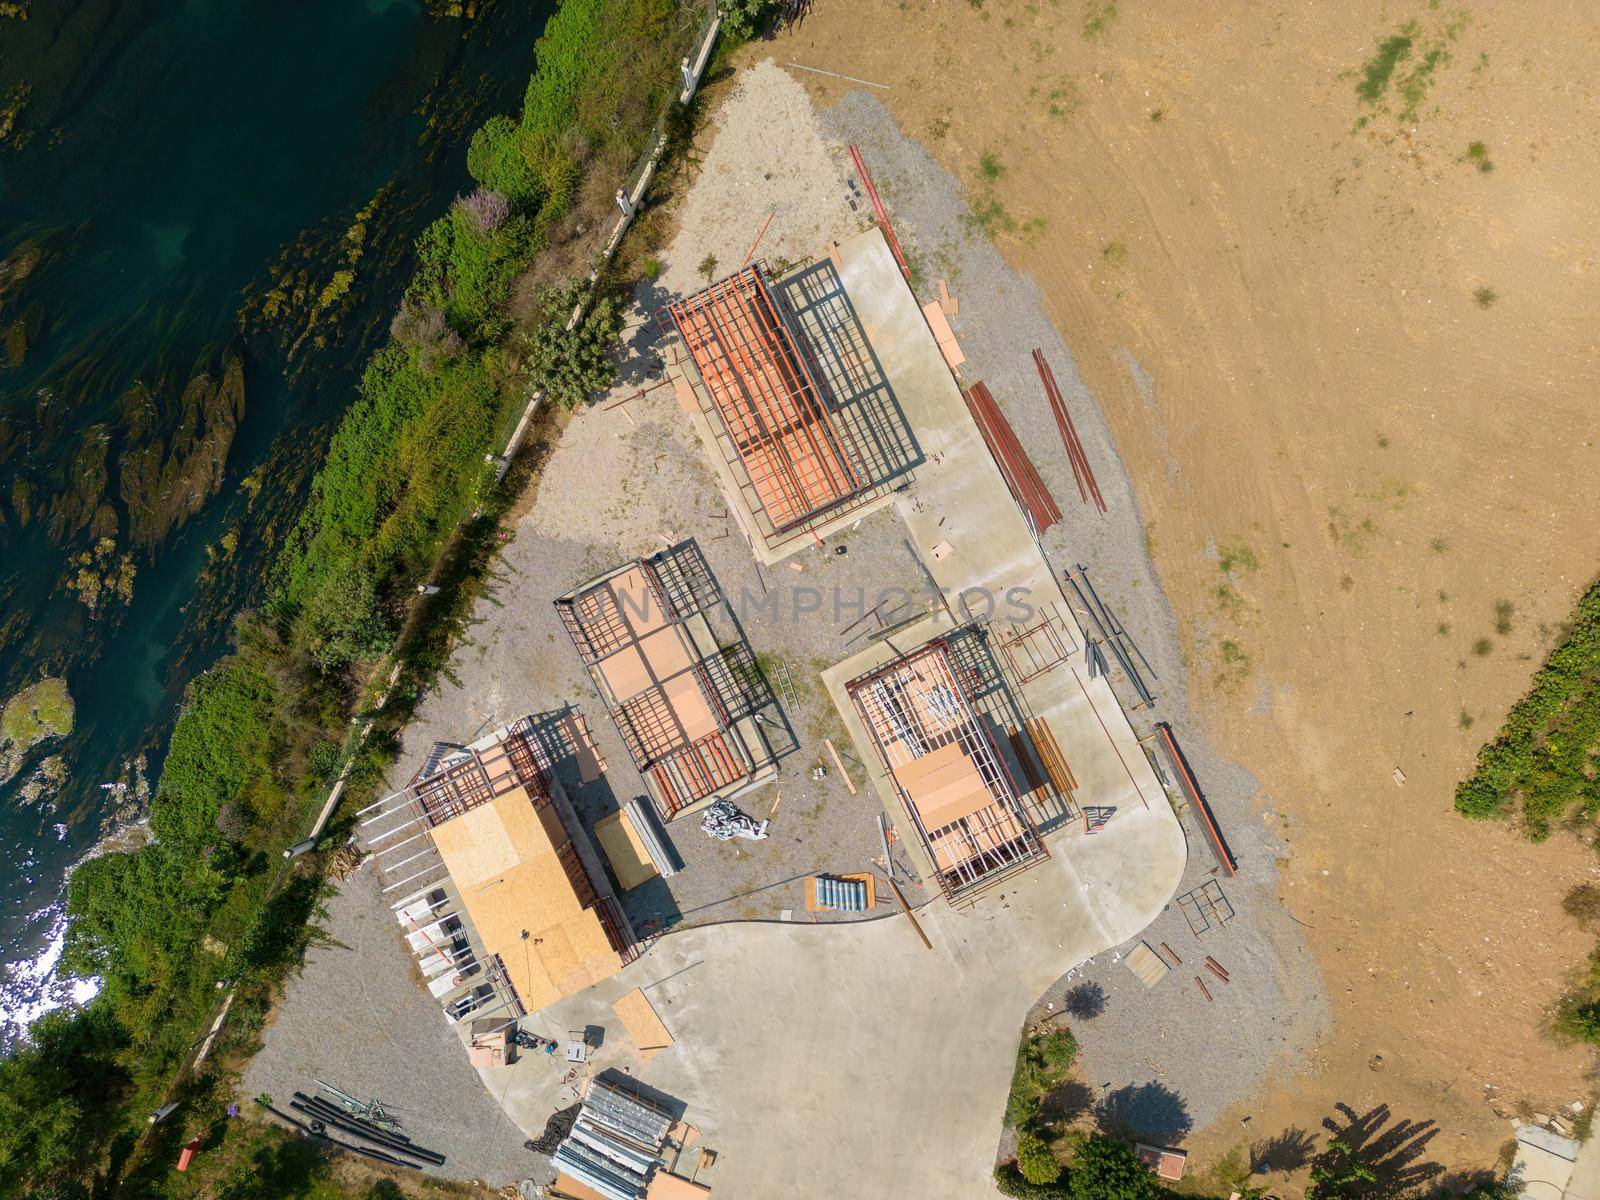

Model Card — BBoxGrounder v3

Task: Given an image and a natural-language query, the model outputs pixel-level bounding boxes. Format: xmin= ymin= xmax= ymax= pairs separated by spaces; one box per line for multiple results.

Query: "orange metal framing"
xmin=667 ymin=265 xmax=863 ymax=531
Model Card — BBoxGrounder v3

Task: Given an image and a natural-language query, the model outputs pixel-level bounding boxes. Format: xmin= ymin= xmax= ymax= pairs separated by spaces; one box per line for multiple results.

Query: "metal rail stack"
xmin=963 ymin=381 xmax=1062 ymax=534
xmin=1034 ymin=348 xmax=1107 ymax=513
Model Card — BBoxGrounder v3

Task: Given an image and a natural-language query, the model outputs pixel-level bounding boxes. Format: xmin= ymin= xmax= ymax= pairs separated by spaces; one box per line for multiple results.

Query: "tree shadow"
xmin=1063 ymin=981 xmax=1108 ymax=1020
xmin=1252 ymin=1126 xmax=1317 ymax=1173
xmin=1312 ymin=1102 xmax=1446 ymax=1198
xmin=1042 ymin=1079 xmax=1097 ymax=1126
xmin=1097 ymin=1081 xmax=1192 ymax=1141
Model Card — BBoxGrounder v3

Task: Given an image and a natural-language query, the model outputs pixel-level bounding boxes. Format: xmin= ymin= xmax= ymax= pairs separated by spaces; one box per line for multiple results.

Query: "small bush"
xmin=1563 ymin=885 xmax=1600 ymax=928
xmin=1019 ymin=1133 xmax=1064 ymax=1184
xmin=1039 ymin=1027 xmax=1078 ymax=1070
xmin=1474 ymin=285 xmax=1498 ymax=308
xmin=996 ymin=1162 xmax=1072 ymax=1200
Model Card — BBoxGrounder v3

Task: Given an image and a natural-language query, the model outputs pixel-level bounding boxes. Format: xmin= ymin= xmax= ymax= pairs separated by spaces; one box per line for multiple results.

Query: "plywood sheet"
xmin=433 ymin=790 xmax=622 ymax=1014
xmin=661 ymin=672 xmax=718 ymax=741
xmin=893 ymin=743 xmax=992 ymax=832
xmin=1125 ymin=941 xmax=1170 ymax=989
xmin=610 ymin=566 xmax=669 ymax=633
xmin=595 ymin=809 xmax=658 ymax=891
xmin=597 ymin=645 xmax=652 ymax=702
xmin=611 ymin=986 xmax=673 ymax=1061
xmin=638 ymin=625 xmax=695 ymax=680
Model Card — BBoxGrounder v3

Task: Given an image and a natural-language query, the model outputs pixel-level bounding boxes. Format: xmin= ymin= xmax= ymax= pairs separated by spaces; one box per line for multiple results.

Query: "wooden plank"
xmin=825 ymin=738 xmax=857 ymax=794
xmin=887 ymin=876 xmax=932 ymax=950
xmin=1024 ymin=717 xmax=1077 ymax=797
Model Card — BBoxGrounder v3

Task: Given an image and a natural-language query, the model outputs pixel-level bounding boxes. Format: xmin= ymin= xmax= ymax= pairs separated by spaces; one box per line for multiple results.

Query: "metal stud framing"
xmin=847 ymin=639 xmax=1047 ymax=900
xmin=667 ymin=264 xmax=865 ymax=532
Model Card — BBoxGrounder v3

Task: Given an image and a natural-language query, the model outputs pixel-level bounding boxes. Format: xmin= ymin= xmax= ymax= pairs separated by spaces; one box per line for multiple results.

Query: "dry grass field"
xmin=776 ymin=0 xmax=1600 ymax=1170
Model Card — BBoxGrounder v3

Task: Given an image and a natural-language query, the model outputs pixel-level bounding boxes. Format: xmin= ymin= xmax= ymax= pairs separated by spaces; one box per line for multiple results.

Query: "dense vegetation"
xmin=1454 ymin=578 xmax=1600 ymax=1048
xmin=0 ymin=2 xmax=705 ymax=1196
xmin=1454 ymin=577 xmax=1600 ymax=838
xmin=993 ymin=1132 xmax=1159 ymax=1200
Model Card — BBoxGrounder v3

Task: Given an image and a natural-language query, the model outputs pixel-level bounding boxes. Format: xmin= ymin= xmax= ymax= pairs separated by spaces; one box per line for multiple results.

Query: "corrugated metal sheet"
xmin=551 ymin=1140 xmax=646 ymax=1200
xmin=586 ymin=1077 xmax=673 ymax=1147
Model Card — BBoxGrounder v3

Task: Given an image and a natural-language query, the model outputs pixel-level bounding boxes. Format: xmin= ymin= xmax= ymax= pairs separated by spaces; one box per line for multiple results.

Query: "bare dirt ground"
xmin=779 ymin=0 xmax=1600 ymax=1178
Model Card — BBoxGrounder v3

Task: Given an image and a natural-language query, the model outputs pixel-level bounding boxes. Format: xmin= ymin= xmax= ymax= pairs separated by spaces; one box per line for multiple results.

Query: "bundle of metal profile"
xmin=584 ymin=1076 xmax=673 ymax=1147
xmin=624 ymin=797 xmax=681 ymax=878
xmin=570 ymin=1112 xmax=661 ymax=1176
xmin=288 ymin=1093 xmax=445 ymax=1166
xmin=550 ymin=1136 xmax=653 ymax=1200
xmin=1064 ymin=569 xmax=1153 ymax=707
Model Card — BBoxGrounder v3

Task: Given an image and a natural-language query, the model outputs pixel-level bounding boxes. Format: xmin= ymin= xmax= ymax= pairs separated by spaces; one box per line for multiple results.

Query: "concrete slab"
xmin=829 ymin=228 xmax=1168 ymax=828
xmin=480 ymin=802 xmax=1184 ymax=1199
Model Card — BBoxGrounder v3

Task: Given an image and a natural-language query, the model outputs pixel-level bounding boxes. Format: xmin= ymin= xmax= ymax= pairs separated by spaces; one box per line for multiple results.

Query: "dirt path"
xmin=776 ymin=0 xmax=1600 ymax=1172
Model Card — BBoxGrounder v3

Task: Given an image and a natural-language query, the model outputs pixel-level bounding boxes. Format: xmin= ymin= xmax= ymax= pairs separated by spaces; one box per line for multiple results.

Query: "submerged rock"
xmin=117 ymin=354 xmax=246 ymax=547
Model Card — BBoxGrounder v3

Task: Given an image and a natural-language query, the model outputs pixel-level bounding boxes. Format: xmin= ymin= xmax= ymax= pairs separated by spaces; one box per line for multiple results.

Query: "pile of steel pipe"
xmin=964 ymin=382 xmax=1062 ymax=534
xmin=1033 ymin=349 xmax=1106 ymax=513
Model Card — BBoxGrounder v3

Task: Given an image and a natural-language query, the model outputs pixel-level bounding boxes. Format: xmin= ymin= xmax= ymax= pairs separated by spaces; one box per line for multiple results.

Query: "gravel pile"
xmin=816 ymin=86 xmax=1329 ymax=1144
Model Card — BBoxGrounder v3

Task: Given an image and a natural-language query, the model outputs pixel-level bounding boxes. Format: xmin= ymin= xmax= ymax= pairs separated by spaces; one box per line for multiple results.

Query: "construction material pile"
xmin=700 ymin=800 xmax=769 ymax=842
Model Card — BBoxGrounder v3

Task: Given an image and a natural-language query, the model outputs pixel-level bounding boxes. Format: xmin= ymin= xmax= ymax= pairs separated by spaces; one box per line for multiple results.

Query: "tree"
xmin=1019 ymin=1132 xmax=1064 ymax=1185
xmin=1306 ymin=1138 xmax=1377 ymax=1200
xmin=718 ymin=0 xmax=776 ymax=40
xmin=1069 ymin=1134 xmax=1160 ymax=1200
xmin=520 ymin=281 xmax=624 ymax=410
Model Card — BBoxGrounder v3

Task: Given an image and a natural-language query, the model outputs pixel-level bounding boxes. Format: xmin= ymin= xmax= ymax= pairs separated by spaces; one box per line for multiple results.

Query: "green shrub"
xmin=718 ymin=0 xmax=776 ymax=39
xmin=996 ymin=1161 xmax=1073 ymax=1199
xmin=1069 ymin=1134 xmax=1159 ymax=1200
xmin=1038 ymin=1026 xmax=1078 ymax=1071
xmin=1455 ymin=577 xmax=1600 ymax=837
xmin=1019 ymin=1133 xmax=1064 ymax=1184
xmin=520 ymin=281 xmax=625 ymax=410
xmin=467 ymin=115 xmax=541 ymax=206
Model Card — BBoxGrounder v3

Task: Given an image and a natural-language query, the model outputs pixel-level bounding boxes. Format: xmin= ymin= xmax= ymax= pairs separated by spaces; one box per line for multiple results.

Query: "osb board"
xmin=595 ymin=808 xmax=658 ymax=891
xmin=429 ymin=790 xmax=524 ymax=885
xmin=1125 ymin=942 xmax=1170 ymax=989
xmin=892 ymin=743 xmax=992 ymax=832
xmin=804 ymin=871 xmax=877 ymax=912
xmin=646 ymin=1173 xmax=711 ymax=1199
xmin=552 ymin=1173 xmax=612 ymax=1200
xmin=434 ymin=790 xmax=621 ymax=1013
xmin=611 ymin=986 xmax=673 ymax=1060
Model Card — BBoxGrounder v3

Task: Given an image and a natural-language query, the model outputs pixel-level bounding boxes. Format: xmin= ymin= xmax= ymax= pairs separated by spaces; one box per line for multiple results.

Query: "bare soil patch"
xmin=778 ymin=0 xmax=1600 ymax=1174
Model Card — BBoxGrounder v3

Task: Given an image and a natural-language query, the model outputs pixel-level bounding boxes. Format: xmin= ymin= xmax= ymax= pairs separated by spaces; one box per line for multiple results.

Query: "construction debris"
xmin=700 ymin=800 xmax=769 ymax=842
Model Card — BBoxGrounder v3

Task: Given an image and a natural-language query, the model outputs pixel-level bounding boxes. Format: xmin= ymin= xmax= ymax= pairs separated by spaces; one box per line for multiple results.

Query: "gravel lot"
xmin=387 ymin=61 xmax=934 ymax=932
xmin=814 ymin=85 xmax=1329 ymax=1148
xmin=238 ymin=869 xmax=543 ymax=1187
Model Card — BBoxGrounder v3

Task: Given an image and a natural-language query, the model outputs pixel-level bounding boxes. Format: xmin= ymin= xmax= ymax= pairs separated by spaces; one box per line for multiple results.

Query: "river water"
xmin=0 ymin=0 xmax=551 ymax=1041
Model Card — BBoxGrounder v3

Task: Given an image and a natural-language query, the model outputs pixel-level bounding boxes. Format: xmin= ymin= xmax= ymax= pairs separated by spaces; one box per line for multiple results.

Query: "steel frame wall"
xmin=666 ymin=264 xmax=866 ymax=532
xmin=847 ymin=639 xmax=1047 ymax=900
xmin=556 ymin=549 xmax=757 ymax=821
